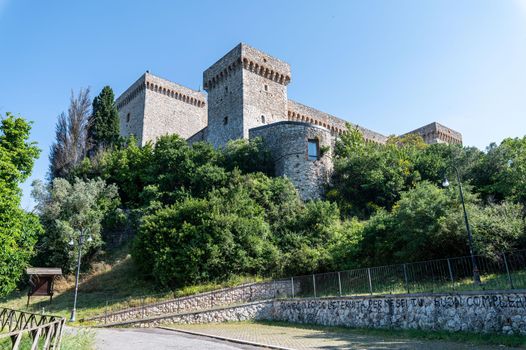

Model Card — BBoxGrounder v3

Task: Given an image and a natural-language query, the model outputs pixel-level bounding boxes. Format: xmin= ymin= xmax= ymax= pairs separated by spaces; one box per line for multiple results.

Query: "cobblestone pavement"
xmin=169 ymin=322 xmax=517 ymax=350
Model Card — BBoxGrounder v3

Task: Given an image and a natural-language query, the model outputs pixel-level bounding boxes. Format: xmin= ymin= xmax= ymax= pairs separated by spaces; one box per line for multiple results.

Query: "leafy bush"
xmin=355 ymin=182 xmax=525 ymax=267
xmin=133 ymin=187 xmax=279 ymax=287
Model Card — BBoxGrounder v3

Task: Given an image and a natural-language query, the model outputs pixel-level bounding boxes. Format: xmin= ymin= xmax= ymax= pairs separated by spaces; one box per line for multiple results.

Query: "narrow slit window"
xmin=264 ymin=84 xmax=268 ymax=91
xmin=223 ymin=116 xmax=228 ymax=125
xmin=126 ymin=113 xmax=131 ymax=123
xmin=261 ymin=115 xmax=265 ymax=123
xmin=308 ymin=139 xmax=319 ymax=161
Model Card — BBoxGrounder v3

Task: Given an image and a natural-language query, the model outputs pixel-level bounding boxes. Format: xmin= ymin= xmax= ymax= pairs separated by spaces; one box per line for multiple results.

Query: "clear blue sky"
xmin=1 ymin=0 xmax=525 ymax=209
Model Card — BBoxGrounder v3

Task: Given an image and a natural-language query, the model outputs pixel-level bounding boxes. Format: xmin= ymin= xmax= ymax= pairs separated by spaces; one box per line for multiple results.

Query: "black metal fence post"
xmin=367 ymin=268 xmax=373 ymax=295
xmin=403 ymin=264 xmax=409 ymax=294
xmin=337 ymin=272 xmax=342 ymax=296
xmin=312 ymin=274 xmax=317 ymax=298
xmin=447 ymin=258 xmax=454 ymax=287
xmin=502 ymin=252 xmax=514 ymax=289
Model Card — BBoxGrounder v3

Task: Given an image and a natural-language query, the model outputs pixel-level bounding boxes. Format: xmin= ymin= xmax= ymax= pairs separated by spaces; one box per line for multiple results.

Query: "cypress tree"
xmin=88 ymin=86 xmax=119 ymax=153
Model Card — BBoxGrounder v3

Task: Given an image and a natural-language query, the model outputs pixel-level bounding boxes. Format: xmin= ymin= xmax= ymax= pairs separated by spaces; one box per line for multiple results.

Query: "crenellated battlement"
xmin=115 ymin=75 xmax=146 ymax=110
xmin=403 ymin=122 xmax=462 ymax=145
xmin=287 ymin=100 xmax=388 ymax=144
xmin=145 ymin=73 xmax=206 ymax=108
xmin=203 ymin=43 xmax=291 ymax=91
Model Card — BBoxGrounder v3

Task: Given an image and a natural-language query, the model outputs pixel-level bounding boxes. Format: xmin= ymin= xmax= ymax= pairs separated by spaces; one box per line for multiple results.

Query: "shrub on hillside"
xmin=32 ymin=177 xmax=119 ymax=272
xmin=133 ymin=187 xmax=279 ymax=287
xmin=355 ymin=182 xmax=525 ymax=267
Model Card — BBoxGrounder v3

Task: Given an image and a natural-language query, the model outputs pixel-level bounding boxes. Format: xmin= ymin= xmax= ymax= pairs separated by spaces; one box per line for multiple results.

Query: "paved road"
xmin=92 ymin=327 xmax=263 ymax=350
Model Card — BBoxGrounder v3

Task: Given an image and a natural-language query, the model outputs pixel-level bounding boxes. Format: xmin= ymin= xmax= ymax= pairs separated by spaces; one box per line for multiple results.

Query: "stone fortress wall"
xmin=115 ymin=43 xmax=463 ymax=199
xmin=287 ymin=100 xmax=388 ymax=144
xmin=115 ymin=75 xmax=147 ymax=143
xmin=203 ymin=43 xmax=291 ymax=148
xmin=115 ymin=73 xmax=207 ymax=146
xmin=403 ymin=122 xmax=462 ymax=145
xmin=250 ymin=122 xmax=333 ymax=200
xmin=142 ymin=74 xmax=207 ymax=144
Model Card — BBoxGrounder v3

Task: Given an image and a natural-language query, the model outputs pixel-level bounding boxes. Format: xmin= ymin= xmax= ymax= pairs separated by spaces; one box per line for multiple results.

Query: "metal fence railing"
xmin=291 ymin=250 xmax=526 ymax=298
xmin=24 ymin=249 xmax=526 ymax=325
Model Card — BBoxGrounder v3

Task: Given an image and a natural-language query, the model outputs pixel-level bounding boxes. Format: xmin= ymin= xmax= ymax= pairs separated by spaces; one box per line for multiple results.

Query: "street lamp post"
xmin=443 ymin=166 xmax=481 ymax=284
xmin=69 ymin=228 xmax=92 ymax=322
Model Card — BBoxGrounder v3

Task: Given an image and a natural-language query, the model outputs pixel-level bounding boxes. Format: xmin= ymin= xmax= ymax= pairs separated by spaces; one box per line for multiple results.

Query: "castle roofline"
xmin=143 ymin=72 xmax=205 ymax=97
xmin=287 ymin=99 xmax=388 ymax=143
xmin=115 ymin=73 xmax=146 ymax=104
xmin=403 ymin=121 xmax=462 ymax=140
xmin=116 ymin=71 xmax=205 ymax=103
xmin=203 ymin=43 xmax=291 ymax=90
xmin=115 ymin=71 xmax=206 ymax=110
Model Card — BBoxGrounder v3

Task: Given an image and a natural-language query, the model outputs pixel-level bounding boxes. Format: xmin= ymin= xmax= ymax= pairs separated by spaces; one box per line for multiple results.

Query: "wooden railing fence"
xmin=0 ymin=308 xmax=65 ymax=350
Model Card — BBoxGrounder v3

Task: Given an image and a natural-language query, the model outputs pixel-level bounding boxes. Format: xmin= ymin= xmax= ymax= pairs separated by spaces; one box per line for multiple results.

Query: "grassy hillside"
xmin=0 ymin=244 xmax=264 ymax=322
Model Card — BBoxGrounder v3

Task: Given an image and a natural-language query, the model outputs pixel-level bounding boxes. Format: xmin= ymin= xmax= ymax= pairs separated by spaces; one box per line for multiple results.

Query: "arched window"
xmin=261 ymin=115 xmax=265 ymax=124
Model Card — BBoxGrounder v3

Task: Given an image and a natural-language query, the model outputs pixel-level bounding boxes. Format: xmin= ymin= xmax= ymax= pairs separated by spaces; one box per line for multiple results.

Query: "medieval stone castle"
xmin=115 ymin=43 xmax=462 ymax=199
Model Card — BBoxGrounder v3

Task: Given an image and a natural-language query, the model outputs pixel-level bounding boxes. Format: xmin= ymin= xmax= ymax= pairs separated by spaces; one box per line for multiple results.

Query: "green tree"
xmin=471 ymin=137 xmax=526 ymax=210
xmin=88 ymin=86 xmax=120 ymax=154
xmin=32 ymin=177 xmax=119 ymax=272
xmin=357 ymin=181 xmax=524 ymax=266
xmin=221 ymin=137 xmax=274 ymax=176
xmin=329 ymin=136 xmax=421 ymax=218
xmin=0 ymin=113 xmax=42 ymax=296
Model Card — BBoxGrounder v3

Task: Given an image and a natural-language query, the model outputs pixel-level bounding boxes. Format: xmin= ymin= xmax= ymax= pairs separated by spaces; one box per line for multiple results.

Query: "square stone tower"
xmin=116 ymin=72 xmax=207 ymax=146
xmin=203 ymin=43 xmax=291 ymax=148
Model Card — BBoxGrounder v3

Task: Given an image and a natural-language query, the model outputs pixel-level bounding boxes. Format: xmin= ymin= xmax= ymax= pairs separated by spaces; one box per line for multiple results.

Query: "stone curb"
xmin=158 ymin=326 xmax=295 ymax=350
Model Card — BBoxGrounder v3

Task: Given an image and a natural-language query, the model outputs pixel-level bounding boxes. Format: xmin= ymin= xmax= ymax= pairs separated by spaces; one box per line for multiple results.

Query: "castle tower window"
xmin=126 ymin=113 xmax=131 ymax=123
xmin=225 ymin=86 xmax=228 ymax=93
xmin=261 ymin=115 xmax=265 ymax=124
xmin=308 ymin=139 xmax=319 ymax=161
xmin=264 ymin=84 xmax=268 ymax=91
xmin=223 ymin=116 xmax=228 ymax=125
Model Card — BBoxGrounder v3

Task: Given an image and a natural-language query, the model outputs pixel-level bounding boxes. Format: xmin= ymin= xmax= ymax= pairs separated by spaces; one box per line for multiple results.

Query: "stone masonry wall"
xmin=273 ymin=291 xmax=526 ymax=335
xmin=116 ymin=74 xmax=146 ymax=143
xmin=204 ymin=43 xmax=291 ymax=148
xmin=131 ymin=301 xmax=273 ymax=328
xmin=142 ymin=73 xmax=207 ymax=145
xmin=204 ymin=58 xmax=244 ymax=148
xmin=250 ymin=122 xmax=333 ymax=200
xmin=86 ymin=279 xmax=293 ymax=325
xmin=287 ymin=100 xmax=388 ymax=144
xmin=117 ymin=291 xmax=526 ymax=335
xmin=403 ymin=122 xmax=463 ymax=145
